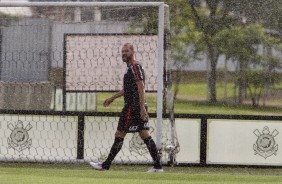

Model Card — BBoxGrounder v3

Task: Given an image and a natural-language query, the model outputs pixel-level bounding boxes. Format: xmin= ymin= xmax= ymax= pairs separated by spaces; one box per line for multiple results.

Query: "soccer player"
xmin=89 ymin=43 xmax=163 ymax=172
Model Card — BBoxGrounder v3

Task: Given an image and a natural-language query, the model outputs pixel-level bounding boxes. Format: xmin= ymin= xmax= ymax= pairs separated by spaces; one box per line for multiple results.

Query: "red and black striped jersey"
xmin=123 ymin=62 xmax=145 ymax=107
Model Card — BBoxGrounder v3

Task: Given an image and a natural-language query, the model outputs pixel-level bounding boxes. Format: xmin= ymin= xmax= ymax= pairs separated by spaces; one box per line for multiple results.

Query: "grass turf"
xmin=1 ymin=162 xmax=282 ymax=184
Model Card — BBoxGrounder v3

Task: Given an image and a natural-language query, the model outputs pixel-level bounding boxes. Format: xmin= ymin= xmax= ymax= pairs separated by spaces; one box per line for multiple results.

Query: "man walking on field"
xmin=90 ymin=43 xmax=163 ymax=172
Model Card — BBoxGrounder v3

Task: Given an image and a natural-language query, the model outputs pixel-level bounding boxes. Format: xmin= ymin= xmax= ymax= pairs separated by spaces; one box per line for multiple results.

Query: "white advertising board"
xmin=207 ymin=119 xmax=282 ymax=166
xmin=175 ymin=119 xmax=200 ymax=163
xmin=0 ymin=115 xmax=77 ymax=162
xmin=83 ymin=117 xmax=200 ymax=164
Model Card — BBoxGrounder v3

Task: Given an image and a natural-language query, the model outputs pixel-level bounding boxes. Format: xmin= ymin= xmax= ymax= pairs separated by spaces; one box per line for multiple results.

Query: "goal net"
xmin=0 ymin=2 xmax=177 ymax=165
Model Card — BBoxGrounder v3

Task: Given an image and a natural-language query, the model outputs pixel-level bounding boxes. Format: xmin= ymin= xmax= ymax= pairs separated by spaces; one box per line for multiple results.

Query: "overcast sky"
xmin=0 ymin=0 xmax=32 ymax=17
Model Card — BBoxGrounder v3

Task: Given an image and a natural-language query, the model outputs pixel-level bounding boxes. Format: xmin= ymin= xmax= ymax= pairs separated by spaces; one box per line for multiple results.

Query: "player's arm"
xmin=136 ymin=80 xmax=149 ymax=121
xmin=103 ymin=89 xmax=124 ymax=107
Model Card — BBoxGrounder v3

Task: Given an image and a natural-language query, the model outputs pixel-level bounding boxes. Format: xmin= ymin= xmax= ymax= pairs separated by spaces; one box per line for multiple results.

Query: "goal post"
xmin=0 ymin=1 xmax=174 ymax=164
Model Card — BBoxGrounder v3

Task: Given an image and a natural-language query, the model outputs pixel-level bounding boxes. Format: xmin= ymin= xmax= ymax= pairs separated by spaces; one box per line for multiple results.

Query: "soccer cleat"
xmin=147 ymin=167 xmax=164 ymax=173
xmin=89 ymin=162 xmax=107 ymax=171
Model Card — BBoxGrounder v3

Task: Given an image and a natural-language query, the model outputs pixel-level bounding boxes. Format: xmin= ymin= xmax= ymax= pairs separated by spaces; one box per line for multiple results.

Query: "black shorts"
xmin=117 ymin=105 xmax=150 ymax=133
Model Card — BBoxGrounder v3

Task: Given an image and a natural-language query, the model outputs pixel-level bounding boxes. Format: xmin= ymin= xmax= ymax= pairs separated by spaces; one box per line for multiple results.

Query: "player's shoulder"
xmin=129 ymin=61 xmax=143 ymax=68
xmin=128 ymin=61 xmax=142 ymax=66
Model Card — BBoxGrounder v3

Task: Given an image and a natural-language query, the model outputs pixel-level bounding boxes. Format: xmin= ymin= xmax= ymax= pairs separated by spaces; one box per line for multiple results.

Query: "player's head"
xmin=122 ymin=43 xmax=134 ymax=63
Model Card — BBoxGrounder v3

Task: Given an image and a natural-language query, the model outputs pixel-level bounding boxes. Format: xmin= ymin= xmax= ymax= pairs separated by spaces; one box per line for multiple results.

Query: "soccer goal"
xmin=0 ymin=1 xmax=178 ymax=165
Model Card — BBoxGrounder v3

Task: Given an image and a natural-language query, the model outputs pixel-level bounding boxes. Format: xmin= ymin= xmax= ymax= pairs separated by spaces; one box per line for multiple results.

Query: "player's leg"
xmin=139 ymin=130 xmax=163 ymax=172
xmin=103 ymin=105 xmax=133 ymax=169
xmin=90 ymin=130 xmax=126 ymax=170
xmin=102 ymin=130 xmax=126 ymax=169
xmin=90 ymin=106 xmax=129 ymax=170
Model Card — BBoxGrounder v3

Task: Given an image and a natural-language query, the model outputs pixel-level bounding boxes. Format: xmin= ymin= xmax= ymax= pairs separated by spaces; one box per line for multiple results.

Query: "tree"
xmin=164 ymin=0 xmax=202 ymax=100
xmin=167 ymin=0 xmax=282 ymax=105
xmin=215 ymin=23 xmax=282 ymax=106
xmin=146 ymin=0 xmax=242 ymax=103
xmin=186 ymin=0 xmax=240 ymax=103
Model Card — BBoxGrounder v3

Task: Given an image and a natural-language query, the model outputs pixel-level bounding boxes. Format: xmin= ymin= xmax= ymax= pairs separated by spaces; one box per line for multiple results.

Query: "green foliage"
xmin=245 ymin=70 xmax=266 ymax=88
xmin=123 ymin=0 xmax=282 ymax=108
xmin=165 ymin=0 xmax=203 ymax=64
xmin=214 ymin=23 xmax=279 ymax=61
xmin=214 ymin=22 xmax=282 ymax=106
xmin=226 ymin=0 xmax=282 ymax=31
xmin=243 ymin=69 xmax=281 ymax=106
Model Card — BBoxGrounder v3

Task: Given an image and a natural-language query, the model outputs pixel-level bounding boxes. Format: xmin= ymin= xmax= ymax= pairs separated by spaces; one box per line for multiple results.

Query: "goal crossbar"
xmin=0 ymin=2 xmax=164 ymax=7
xmin=0 ymin=1 xmax=165 ymax=151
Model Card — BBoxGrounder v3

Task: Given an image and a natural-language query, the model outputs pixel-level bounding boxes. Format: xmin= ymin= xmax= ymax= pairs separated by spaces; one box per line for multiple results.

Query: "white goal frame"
xmin=0 ymin=1 xmax=166 ymax=150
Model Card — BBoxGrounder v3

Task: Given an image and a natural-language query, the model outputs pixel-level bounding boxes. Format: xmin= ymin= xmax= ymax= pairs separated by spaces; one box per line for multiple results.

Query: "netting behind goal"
xmin=64 ymin=34 xmax=158 ymax=92
xmin=0 ymin=113 xmax=172 ymax=164
xmin=0 ymin=2 xmax=174 ymax=165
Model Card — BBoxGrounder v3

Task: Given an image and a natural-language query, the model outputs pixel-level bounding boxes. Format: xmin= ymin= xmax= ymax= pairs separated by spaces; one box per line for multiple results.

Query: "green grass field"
xmin=95 ymin=82 xmax=282 ymax=116
xmin=1 ymin=162 xmax=282 ymax=184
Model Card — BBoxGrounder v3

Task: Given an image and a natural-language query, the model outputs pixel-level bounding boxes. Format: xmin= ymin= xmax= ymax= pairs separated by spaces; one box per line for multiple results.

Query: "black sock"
xmin=143 ymin=136 xmax=162 ymax=169
xmin=102 ymin=137 xmax=124 ymax=169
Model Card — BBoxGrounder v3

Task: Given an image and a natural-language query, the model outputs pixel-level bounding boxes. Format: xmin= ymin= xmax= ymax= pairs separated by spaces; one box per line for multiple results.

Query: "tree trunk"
xmin=207 ymin=47 xmax=217 ymax=103
xmin=238 ymin=61 xmax=247 ymax=104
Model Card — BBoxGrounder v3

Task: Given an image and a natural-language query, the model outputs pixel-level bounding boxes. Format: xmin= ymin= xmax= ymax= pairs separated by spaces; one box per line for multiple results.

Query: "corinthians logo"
xmin=253 ymin=126 xmax=279 ymax=159
xmin=7 ymin=120 xmax=32 ymax=152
